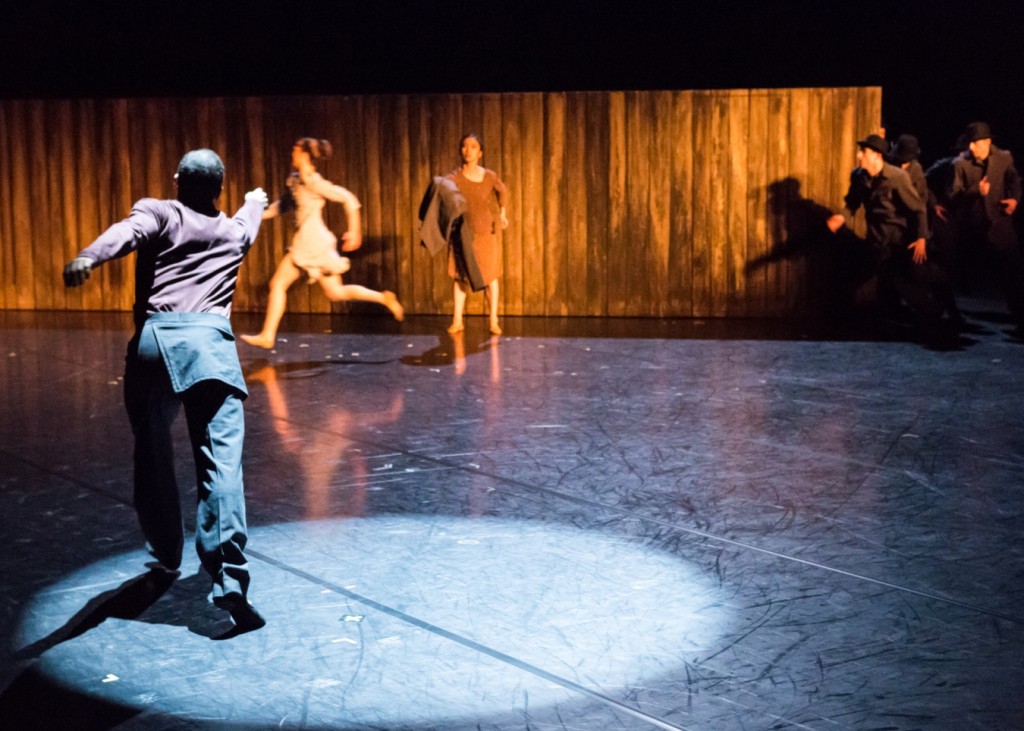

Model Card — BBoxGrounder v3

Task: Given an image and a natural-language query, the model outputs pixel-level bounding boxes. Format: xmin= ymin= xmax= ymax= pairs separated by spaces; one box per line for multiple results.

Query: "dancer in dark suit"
xmin=948 ymin=121 xmax=1024 ymax=335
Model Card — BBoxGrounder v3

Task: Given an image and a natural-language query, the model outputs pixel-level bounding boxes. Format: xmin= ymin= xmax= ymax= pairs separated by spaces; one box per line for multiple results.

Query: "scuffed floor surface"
xmin=1 ymin=308 xmax=1022 ymax=730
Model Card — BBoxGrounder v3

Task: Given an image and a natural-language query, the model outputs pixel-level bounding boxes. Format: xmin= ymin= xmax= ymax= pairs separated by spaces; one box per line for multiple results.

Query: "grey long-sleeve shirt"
xmin=75 ymin=198 xmax=264 ymax=327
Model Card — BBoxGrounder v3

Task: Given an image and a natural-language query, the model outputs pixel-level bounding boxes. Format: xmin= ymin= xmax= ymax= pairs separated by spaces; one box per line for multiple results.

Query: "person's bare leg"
xmin=486 ymin=279 xmax=501 ymax=334
xmin=449 ymin=281 xmax=466 ymax=333
xmin=241 ymin=256 xmax=302 ymax=348
xmin=319 ymin=277 xmax=404 ymax=320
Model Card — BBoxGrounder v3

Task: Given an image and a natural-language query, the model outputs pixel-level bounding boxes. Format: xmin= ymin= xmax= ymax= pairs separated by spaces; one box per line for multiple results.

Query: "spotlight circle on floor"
xmin=14 ymin=516 xmax=731 ymax=727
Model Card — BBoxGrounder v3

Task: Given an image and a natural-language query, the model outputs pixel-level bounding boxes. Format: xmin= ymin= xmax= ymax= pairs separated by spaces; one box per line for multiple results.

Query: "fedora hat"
xmin=889 ymin=134 xmax=921 ymax=164
xmin=856 ymin=134 xmax=888 ymax=155
xmin=964 ymin=121 xmax=992 ymax=142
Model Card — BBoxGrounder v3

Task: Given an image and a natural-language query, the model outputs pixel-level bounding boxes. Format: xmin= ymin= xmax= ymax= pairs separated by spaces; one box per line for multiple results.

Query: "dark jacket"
xmin=905 ymin=160 xmax=928 ymax=204
xmin=418 ymin=177 xmax=486 ymax=291
xmin=842 ymin=163 xmax=930 ymax=247
xmin=418 ymin=177 xmax=465 ymax=256
xmin=926 ymin=157 xmax=958 ymax=208
xmin=949 ymin=147 xmax=1021 ymax=250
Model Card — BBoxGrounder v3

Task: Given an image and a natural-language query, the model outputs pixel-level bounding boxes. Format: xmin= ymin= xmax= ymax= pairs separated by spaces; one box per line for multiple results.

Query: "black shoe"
xmin=214 ymin=595 xmax=266 ymax=634
xmin=144 ymin=561 xmax=182 ymax=578
xmin=145 ymin=546 xmax=182 ymax=572
xmin=916 ymin=318 xmax=964 ymax=351
xmin=949 ymin=314 xmax=987 ymax=334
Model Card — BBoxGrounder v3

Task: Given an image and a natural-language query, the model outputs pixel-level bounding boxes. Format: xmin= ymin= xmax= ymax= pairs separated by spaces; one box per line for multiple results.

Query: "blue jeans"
xmin=124 ymin=319 xmax=250 ymax=602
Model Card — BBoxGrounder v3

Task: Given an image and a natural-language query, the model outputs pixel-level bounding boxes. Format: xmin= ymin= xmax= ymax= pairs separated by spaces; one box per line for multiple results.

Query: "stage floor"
xmin=1 ymin=306 xmax=1022 ymax=730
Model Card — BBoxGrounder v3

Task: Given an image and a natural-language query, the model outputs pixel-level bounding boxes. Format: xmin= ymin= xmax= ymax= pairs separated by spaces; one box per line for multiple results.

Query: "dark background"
xmin=2 ymin=0 xmax=1023 ymax=169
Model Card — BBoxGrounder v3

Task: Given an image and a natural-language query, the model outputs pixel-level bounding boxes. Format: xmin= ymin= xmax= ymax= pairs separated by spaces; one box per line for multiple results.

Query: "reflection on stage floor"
xmin=1 ymin=307 xmax=1022 ymax=730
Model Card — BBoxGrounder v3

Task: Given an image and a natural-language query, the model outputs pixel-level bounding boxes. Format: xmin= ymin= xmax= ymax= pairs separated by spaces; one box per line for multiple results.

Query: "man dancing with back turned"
xmin=64 ymin=149 xmax=268 ymax=634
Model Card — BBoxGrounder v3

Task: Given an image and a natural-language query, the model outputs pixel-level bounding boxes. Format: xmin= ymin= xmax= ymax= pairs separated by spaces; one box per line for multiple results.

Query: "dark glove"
xmin=63 ymin=257 xmax=94 ymax=287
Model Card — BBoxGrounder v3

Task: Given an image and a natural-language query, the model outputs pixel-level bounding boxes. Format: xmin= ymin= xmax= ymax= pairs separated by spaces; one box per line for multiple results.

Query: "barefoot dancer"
xmin=242 ymin=138 xmax=403 ymax=348
xmin=446 ymin=133 xmax=508 ymax=335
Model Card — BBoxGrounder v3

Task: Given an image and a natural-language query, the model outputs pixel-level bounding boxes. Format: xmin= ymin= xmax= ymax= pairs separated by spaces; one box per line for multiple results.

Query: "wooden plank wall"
xmin=0 ymin=87 xmax=880 ymax=317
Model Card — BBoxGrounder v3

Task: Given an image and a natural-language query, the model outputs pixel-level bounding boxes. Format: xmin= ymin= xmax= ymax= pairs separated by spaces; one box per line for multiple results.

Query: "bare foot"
xmin=447 ymin=321 xmax=465 ymax=334
xmin=240 ymin=333 xmax=275 ymax=349
xmin=489 ymin=322 xmax=502 ymax=335
xmin=383 ymin=291 xmax=404 ymax=321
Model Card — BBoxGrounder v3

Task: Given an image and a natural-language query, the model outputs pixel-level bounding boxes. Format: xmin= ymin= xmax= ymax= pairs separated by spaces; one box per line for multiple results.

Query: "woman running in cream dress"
xmin=242 ymin=138 xmax=403 ymax=349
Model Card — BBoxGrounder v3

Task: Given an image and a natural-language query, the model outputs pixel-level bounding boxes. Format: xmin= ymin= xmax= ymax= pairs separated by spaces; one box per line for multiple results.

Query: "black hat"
xmin=856 ymin=134 xmax=888 ymax=155
xmin=964 ymin=121 xmax=992 ymax=142
xmin=889 ymin=134 xmax=921 ymax=164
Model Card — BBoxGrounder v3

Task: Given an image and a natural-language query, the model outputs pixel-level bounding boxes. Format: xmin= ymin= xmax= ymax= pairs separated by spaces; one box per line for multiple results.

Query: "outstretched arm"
xmin=827 ymin=172 xmax=862 ymax=234
xmin=232 ymin=188 xmax=270 ymax=246
xmin=63 ymin=257 xmax=95 ymax=287
xmin=63 ymin=199 xmax=164 ymax=287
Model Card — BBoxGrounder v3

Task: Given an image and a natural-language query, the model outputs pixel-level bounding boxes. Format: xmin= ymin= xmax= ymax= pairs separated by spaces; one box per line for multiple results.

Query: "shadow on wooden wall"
xmin=0 ymin=88 xmax=881 ymax=318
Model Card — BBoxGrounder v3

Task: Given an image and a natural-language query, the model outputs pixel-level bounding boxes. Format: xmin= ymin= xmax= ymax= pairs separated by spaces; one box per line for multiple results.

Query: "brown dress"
xmin=446 ymin=167 xmax=509 ymax=284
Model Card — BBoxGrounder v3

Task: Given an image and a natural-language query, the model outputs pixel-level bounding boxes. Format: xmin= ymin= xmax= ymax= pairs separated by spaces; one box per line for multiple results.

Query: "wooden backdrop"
xmin=0 ymin=87 xmax=880 ymax=318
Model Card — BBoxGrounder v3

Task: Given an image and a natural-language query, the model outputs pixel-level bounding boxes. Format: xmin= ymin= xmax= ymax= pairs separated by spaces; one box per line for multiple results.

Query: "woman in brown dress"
xmin=446 ymin=133 xmax=509 ymax=335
